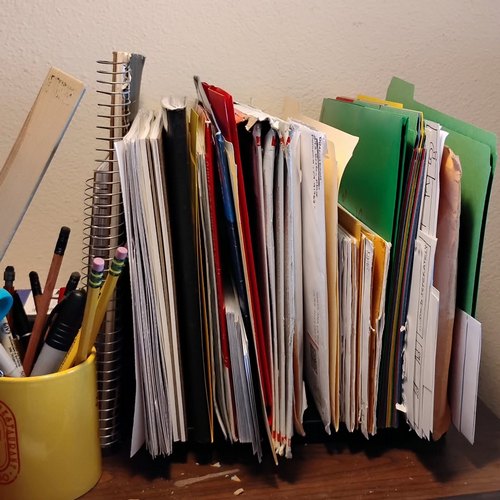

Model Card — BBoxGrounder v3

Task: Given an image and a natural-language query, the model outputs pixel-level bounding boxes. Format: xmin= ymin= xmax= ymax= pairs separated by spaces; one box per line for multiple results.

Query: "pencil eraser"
xmin=92 ymin=257 xmax=105 ymax=273
xmin=115 ymin=247 xmax=128 ymax=261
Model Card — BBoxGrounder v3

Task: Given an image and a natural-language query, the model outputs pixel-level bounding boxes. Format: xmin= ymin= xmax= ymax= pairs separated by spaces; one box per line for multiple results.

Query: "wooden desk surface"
xmin=83 ymin=401 xmax=500 ymax=499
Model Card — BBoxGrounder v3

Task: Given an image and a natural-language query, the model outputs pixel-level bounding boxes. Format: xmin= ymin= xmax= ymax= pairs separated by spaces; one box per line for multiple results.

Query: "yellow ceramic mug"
xmin=0 ymin=352 xmax=101 ymax=499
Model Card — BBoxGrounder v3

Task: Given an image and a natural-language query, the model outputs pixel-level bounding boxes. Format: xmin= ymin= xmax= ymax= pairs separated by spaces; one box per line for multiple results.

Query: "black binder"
xmin=163 ymin=104 xmax=210 ymax=443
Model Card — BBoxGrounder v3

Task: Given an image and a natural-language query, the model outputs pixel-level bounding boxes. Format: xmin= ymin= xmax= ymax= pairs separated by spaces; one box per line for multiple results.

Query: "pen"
xmin=31 ymin=289 xmax=86 ymax=376
xmin=0 ymin=317 xmax=24 ymax=375
xmin=3 ymin=265 xmax=15 ymax=293
xmin=75 ymin=258 xmax=104 ymax=364
xmin=59 ymin=246 xmax=127 ymax=371
xmin=3 ymin=265 xmax=15 ymax=325
xmin=58 ymin=271 xmax=81 ymax=302
xmin=0 ymin=343 xmax=24 ymax=377
xmin=29 ymin=271 xmax=43 ymax=315
xmin=24 ymin=226 xmax=71 ymax=375
xmin=65 ymin=271 xmax=81 ymax=297
xmin=11 ymin=292 xmax=32 ymax=353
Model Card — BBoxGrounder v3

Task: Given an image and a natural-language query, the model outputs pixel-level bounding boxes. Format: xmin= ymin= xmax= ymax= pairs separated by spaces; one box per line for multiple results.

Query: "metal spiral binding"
xmin=82 ymin=53 xmax=131 ymax=450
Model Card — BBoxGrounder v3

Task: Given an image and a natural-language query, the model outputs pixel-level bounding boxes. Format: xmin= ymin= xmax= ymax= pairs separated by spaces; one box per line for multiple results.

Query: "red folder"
xmin=202 ymin=83 xmax=273 ymax=415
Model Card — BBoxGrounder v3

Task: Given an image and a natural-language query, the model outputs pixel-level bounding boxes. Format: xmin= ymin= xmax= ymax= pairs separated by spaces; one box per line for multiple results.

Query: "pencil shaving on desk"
xmin=174 ymin=469 xmax=239 ymax=488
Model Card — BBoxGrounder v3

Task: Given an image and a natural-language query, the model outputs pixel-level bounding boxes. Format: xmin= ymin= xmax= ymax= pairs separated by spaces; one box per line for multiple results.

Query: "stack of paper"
xmin=320 ymin=78 xmax=496 ymax=443
xmin=337 ymin=207 xmax=391 ymax=437
xmin=115 ymin=110 xmax=186 ymax=457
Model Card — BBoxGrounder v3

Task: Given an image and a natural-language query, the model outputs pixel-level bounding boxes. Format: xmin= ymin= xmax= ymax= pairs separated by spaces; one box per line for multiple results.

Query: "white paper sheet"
xmin=359 ymin=235 xmax=374 ymax=438
xmin=450 ymin=309 xmax=482 ymax=445
xmin=338 ymin=227 xmax=356 ymax=431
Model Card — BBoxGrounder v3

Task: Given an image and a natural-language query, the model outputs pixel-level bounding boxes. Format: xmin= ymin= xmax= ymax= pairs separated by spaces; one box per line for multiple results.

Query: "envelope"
xmin=294 ymin=121 xmax=331 ymax=433
xmin=284 ymin=104 xmax=358 ymax=432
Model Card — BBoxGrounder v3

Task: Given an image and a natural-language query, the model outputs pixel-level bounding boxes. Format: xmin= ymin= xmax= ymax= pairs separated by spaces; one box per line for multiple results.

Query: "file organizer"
xmin=82 ymin=51 xmax=144 ymax=448
xmin=0 ymin=59 xmax=492 ymax=479
xmin=114 ymin=77 xmax=495 ymax=461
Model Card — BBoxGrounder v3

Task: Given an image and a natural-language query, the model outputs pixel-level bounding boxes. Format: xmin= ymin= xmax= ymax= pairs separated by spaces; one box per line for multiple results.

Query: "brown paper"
xmin=433 ymin=146 xmax=462 ymax=440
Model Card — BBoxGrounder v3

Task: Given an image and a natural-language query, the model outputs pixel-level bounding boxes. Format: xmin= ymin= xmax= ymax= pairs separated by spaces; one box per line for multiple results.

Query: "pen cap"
xmin=3 ymin=265 xmax=15 ymax=287
xmin=29 ymin=270 xmax=42 ymax=296
xmin=46 ymin=289 xmax=86 ymax=352
xmin=54 ymin=226 xmax=71 ymax=255
xmin=64 ymin=271 xmax=81 ymax=296
xmin=0 ymin=288 xmax=13 ymax=320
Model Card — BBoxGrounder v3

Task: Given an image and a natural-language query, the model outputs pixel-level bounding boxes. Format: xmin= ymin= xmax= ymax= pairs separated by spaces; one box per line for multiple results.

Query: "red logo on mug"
xmin=0 ymin=401 xmax=20 ymax=484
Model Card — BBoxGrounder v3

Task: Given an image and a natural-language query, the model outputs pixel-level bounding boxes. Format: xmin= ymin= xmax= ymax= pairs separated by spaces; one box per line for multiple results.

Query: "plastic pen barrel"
xmin=0 ymin=343 xmax=24 ymax=377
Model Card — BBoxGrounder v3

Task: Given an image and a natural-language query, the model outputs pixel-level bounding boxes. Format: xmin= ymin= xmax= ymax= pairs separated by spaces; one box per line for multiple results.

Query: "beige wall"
xmin=1 ymin=1 xmax=499 ymax=414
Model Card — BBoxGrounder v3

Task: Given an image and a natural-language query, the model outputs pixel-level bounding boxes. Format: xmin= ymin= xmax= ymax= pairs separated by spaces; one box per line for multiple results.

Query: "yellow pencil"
xmin=74 ymin=257 xmax=105 ymax=364
xmin=58 ymin=247 xmax=128 ymax=371
xmin=58 ymin=328 xmax=81 ymax=371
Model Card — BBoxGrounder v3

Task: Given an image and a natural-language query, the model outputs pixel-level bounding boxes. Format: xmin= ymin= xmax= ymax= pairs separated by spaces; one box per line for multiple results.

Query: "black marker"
xmin=11 ymin=292 xmax=32 ymax=353
xmin=31 ymin=289 xmax=86 ymax=376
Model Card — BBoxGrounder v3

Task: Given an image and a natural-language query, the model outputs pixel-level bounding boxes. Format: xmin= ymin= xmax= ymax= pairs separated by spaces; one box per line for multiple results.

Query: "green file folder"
xmin=320 ymin=97 xmax=423 ymax=427
xmin=320 ymin=98 xmax=408 ymax=244
xmin=387 ymin=77 xmax=497 ymax=316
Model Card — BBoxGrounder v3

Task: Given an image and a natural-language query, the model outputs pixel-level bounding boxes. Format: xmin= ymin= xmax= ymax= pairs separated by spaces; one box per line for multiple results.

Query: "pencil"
xmin=75 ymin=258 xmax=104 ymax=364
xmin=23 ymin=226 xmax=71 ymax=375
xmin=58 ymin=246 xmax=127 ymax=371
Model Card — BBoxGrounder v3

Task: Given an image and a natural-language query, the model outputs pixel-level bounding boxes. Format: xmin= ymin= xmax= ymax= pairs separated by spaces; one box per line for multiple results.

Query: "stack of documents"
xmin=115 ymin=75 xmax=496 ymax=459
xmin=115 ymin=110 xmax=186 ymax=456
xmin=321 ymin=79 xmax=496 ymax=442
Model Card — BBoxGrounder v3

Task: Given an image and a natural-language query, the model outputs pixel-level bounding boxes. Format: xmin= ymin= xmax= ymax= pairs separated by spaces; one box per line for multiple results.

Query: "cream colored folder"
xmin=339 ymin=206 xmax=390 ymax=435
